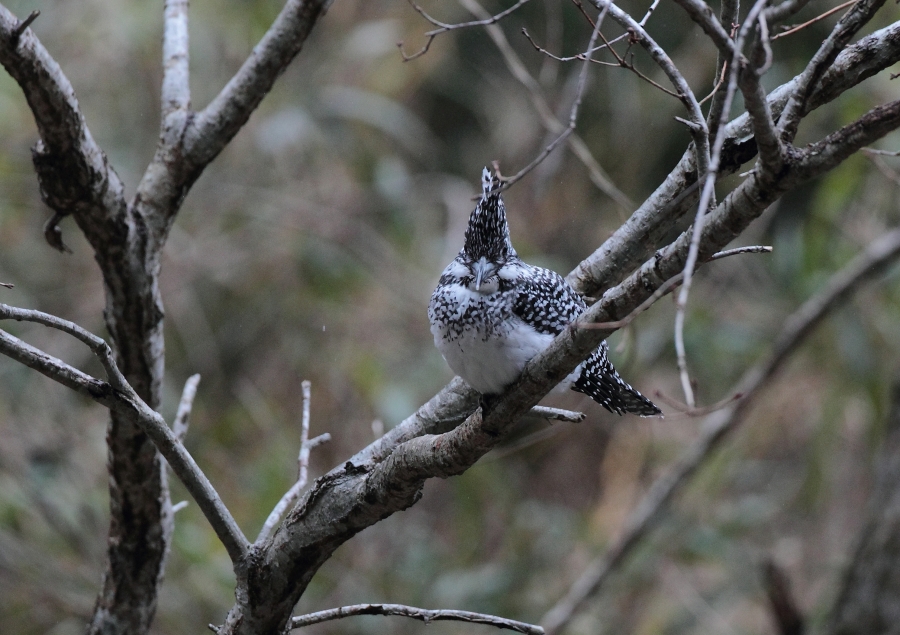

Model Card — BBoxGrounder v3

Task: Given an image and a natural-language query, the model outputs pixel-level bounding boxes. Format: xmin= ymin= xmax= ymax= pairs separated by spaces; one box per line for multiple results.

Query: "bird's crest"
xmin=462 ymin=167 xmax=516 ymax=262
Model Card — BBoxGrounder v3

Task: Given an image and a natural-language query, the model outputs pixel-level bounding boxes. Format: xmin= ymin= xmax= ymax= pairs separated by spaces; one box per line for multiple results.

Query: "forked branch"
xmin=0 ymin=305 xmax=249 ymax=563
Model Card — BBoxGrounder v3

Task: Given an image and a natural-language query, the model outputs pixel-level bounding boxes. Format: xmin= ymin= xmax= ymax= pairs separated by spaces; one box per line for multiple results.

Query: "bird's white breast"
xmin=429 ymin=282 xmax=553 ymax=394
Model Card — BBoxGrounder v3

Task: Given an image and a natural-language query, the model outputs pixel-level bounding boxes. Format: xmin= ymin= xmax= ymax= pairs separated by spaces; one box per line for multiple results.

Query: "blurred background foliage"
xmin=0 ymin=0 xmax=898 ymax=633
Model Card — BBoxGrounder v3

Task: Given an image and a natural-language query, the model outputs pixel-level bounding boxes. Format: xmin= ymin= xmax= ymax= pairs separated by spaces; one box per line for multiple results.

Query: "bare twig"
xmin=0 ymin=281 xmax=13 ymax=289
xmin=578 ymin=246 xmax=772 ymax=332
xmin=172 ymin=500 xmax=189 ymax=513
xmin=462 ymin=0 xmax=631 ymax=206
xmin=10 ymin=9 xmax=38 ymax=45
xmin=461 ymin=0 xmax=632 ymax=208
xmin=652 ymin=390 xmax=744 ymax=417
xmin=256 ymin=381 xmax=331 ymax=545
xmin=864 ymin=151 xmax=900 ymax=185
xmin=0 ymin=303 xmax=130 ymax=391
xmin=173 ymin=374 xmax=201 ymax=442
xmin=290 ymin=603 xmax=544 ymax=634
xmin=709 ymin=245 xmax=774 ymax=260
xmin=541 ymin=226 xmax=900 ymax=635
xmin=772 ymin=0 xmax=857 ymax=40
xmin=0 ymin=306 xmax=250 ymax=563
xmin=863 ymin=148 xmax=900 ymax=156
xmin=398 ymin=0 xmax=532 ymax=61
xmin=297 ymin=380 xmax=312 ymax=480
xmin=670 ymin=0 xmax=735 ymax=58
xmin=597 ymin=0 xmax=710 ymax=166
xmin=497 ymin=2 xmax=608 ymax=191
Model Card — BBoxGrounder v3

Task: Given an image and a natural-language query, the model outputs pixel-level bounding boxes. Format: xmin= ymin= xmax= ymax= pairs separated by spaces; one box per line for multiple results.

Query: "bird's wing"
xmin=511 ymin=266 xmax=586 ymax=335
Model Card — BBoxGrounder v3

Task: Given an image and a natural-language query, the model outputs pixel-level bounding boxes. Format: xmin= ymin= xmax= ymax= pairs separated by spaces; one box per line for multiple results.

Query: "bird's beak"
xmin=473 ymin=257 xmax=489 ymax=291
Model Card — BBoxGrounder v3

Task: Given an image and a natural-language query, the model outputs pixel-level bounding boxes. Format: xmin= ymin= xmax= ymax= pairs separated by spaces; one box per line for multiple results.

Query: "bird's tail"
xmin=572 ymin=343 xmax=662 ymax=417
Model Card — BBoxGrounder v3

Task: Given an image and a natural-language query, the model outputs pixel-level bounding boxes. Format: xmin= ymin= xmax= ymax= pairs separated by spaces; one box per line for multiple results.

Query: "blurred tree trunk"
xmin=821 ymin=379 xmax=900 ymax=635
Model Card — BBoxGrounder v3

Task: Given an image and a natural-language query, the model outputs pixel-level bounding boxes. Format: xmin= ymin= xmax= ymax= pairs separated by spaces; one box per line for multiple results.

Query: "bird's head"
xmin=461 ymin=167 xmax=517 ymax=292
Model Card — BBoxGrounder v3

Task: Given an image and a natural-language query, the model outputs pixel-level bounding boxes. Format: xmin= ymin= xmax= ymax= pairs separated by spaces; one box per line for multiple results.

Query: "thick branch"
xmin=183 ymin=0 xmax=329 ymax=170
xmin=0 ymin=4 xmax=127 ymax=247
xmin=778 ymin=0 xmax=887 ymax=141
xmin=566 ymin=20 xmax=900 ymax=298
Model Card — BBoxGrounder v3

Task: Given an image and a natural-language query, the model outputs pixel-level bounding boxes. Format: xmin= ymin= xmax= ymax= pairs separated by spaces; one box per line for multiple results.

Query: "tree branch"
xmin=778 ymin=0 xmax=887 ymax=142
xmin=182 ymin=0 xmax=330 ymax=171
xmin=566 ymin=20 xmax=900 ymax=298
xmin=0 ymin=3 xmax=127 ymax=249
xmin=289 ymin=603 xmax=544 ymax=634
xmin=161 ymin=0 xmax=190 ymax=117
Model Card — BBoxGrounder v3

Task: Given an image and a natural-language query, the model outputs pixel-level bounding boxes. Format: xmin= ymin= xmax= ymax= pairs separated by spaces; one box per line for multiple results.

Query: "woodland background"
xmin=0 ymin=0 xmax=898 ymax=633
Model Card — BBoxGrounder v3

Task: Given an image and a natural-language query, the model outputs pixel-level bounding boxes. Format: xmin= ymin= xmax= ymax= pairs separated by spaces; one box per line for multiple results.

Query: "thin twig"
xmin=577 ymin=246 xmax=772 ymax=332
xmin=290 ymin=603 xmax=544 ymax=634
xmin=10 ymin=9 xmax=39 ymax=45
xmin=398 ymin=0 xmax=532 ymax=61
xmin=863 ymin=148 xmax=900 ymax=156
xmin=462 ymin=0 xmax=632 ymax=208
xmin=593 ymin=0 xmax=711 ymax=196
xmin=297 ymin=380 xmax=312 ymax=480
xmin=0 ymin=305 xmax=250 ymax=562
xmin=0 ymin=282 xmax=13 ymax=289
xmin=173 ymin=374 xmax=201 ymax=442
xmin=497 ymin=1 xmax=608 ymax=191
xmin=864 ymin=152 xmax=900 ymax=185
xmin=709 ymin=245 xmax=774 ymax=260
xmin=772 ymin=0 xmax=857 ymax=40
xmin=541 ymin=226 xmax=900 ymax=635
xmin=256 ymin=381 xmax=332 ymax=545
xmin=698 ymin=61 xmax=728 ymax=106
xmin=652 ymin=389 xmax=744 ymax=417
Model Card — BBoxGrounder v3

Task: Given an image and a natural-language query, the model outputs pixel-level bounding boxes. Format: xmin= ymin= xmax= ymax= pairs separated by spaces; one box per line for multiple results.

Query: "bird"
xmin=428 ymin=167 xmax=661 ymax=417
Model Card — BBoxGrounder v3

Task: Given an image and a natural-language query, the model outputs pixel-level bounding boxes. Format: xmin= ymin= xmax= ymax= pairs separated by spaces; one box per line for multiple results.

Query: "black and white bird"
xmin=428 ymin=168 xmax=661 ymax=416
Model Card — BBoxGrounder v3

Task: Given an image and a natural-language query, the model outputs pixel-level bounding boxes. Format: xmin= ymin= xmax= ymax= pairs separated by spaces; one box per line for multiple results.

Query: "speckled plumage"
xmin=428 ymin=167 xmax=661 ymax=417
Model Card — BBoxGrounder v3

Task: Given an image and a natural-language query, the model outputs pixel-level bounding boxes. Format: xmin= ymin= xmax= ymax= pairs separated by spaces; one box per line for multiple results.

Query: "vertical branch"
xmin=162 ymin=0 xmax=190 ymax=117
xmin=255 ymin=381 xmax=330 ymax=545
xmin=673 ymin=0 xmax=769 ymax=407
